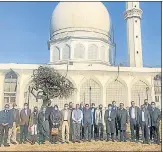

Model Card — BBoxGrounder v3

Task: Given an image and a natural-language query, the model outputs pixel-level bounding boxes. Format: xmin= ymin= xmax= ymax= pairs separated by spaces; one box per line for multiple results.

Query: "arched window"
xmin=62 ymin=45 xmax=70 ymax=60
xmin=131 ymin=80 xmax=152 ymax=106
xmin=100 ymin=46 xmax=106 ymax=61
xmin=88 ymin=44 xmax=98 ymax=60
xmin=80 ymin=79 xmax=101 ymax=106
xmin=53 ymin=47 xmax=60 ymax=61
xmin=106 ymin=80 xmax=126 ymax=107
xmin=74 ymin=43 xmax=85 ymax=59
xmin=4 ymin=70 xmax=18 ymax=104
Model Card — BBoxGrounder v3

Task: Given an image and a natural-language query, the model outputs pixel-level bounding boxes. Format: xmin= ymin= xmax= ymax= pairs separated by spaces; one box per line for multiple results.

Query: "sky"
xmin=0 ymin=1 xmax=161 ymax=67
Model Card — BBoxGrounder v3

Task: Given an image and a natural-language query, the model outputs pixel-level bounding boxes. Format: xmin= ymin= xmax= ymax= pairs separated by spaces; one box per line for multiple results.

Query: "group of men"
xmin=0 ymin=99 xmax=161 ymax=147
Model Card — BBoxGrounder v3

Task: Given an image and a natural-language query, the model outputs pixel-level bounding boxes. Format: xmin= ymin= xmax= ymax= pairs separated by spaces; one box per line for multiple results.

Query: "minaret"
xmin=124 ymin=2 xmax=143 ymax=67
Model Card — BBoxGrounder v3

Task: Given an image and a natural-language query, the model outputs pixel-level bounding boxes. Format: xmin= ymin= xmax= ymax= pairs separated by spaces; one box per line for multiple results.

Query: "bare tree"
xmin=30 ymin=65 xmax=75 ymax=106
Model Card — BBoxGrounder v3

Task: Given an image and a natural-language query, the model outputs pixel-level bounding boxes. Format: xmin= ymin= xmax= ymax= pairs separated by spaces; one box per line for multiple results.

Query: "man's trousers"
xmin=8 ymin=122 xmax=17 ymax=143
xmin=130 ymin=119 xmax=139 ymax=141
xmin=73 ymin=123 xmax=81 ymax=141
xmin=84 ymin=123 xmax=91 ymax=140
xmin=96 ymin=123 xmax=104 ymax=140
xmin=0 ymin=124 xmax=9 ymax=145
xmin=20 ymin=124 xmax=28 ymax=142
xmin=120 ymin=130 xmax=127 ymax=142
xmin=141 ymin=122 xmax=149 ymax=142
xmin=62 ymin=121 xmax=69 ymax=142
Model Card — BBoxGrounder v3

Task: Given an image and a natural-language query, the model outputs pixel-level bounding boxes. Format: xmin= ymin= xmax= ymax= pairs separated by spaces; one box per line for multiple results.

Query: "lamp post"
xmin=89 ymin=86 xmax=91 ymax=106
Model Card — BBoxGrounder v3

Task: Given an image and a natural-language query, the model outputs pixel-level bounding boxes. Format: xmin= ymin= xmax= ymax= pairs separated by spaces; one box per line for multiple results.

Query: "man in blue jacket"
xmin=0 ymin=104 xmax=12 ymax=147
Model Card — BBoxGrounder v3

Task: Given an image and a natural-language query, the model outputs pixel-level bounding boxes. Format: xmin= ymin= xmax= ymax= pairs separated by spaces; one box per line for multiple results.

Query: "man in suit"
xmin=104 ymin=104 xmax=116 ymax=142
xmin=8 ymin=103 xmax=19 ymax=145
xmin=0 ymin=104 xmax=12 ymax=147
xmin=61 ymin=103 xmax=71 ymax=143
xmin=149 ymin=102 xmax=161 ymax=145
xmin=72 ymin=104 xmax=83 ymax=143
xmin=95 ymin=104 xmax=105 ymax=141
xmin=139 ymin=105 xmax=151 ymax=144
xmin=90 ymin=103 xmax=96 ymax=140
xmin=129 ymin=101 xmax=140 ymax=142
xmin=117 ymin=103 xmax=128 ymax=142
xmin=79 ymin=102 xmax=84 ymax=140
xmin=68 ymin=102 xmax=75 ymax=141
xmin=19 ymin=103 xmax=31 ymax=144
xmin=143 ymin=99 xmax=153 ymax=140
xmin=112 ymin=101 xmax=118 ymax=140
xmin=83 ymin=104 xmax=92 ymax=142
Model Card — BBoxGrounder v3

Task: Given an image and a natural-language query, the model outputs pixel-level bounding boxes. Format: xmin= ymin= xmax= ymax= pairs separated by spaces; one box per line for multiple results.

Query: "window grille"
xmin=88 ymin=44 xmax=98 ymax=60
xmin=106 ymin=80 xmax=126 ymax=107
xmin=74 ymin=43 xmax=85 ymax=59
xmin=62 ymin=45 xmax=70 ymax=60
xmin=100 ymin=46 xmax=105 ymax=61
xmin=131 ymin=80 xmax=152 ymax=106
xmin=53 ymin=47 xmax=60 ymax=60
xmin=80 ymin=79 xmax=101 ymax=107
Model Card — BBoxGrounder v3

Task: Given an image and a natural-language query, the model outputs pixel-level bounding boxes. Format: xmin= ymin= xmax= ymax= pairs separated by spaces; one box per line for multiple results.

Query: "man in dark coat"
xmin=45 ymin=100 xmax=54 ymax=142
xmin=144 ymin=99 xmax=153 ymax=140
xmin=90 ymin=103 xmax=97 ymax=140
xmin=0 ymin=104 xmax=12 ymax=147
xmin=129 ymin=101 xmax=140 ymax=142
xmin=104 ymin=104 xmax=116 ymax=142
xmin=83 ymin=104 xmax=92 ymax=142
xmin=149 ymin=102 xmax=161 ymax=145
xmin=68 ymin=102 xmax=75 ymax=141
xmin=112 ymin=101 xmax=118 ymax=140
xmin=8 ymin=103 xmax=19 ymax=145
xmin=117 ymin=103 xmax=128 ymax=142
xmin=38 ymin=106 xmax=49 ymax=144
xmin=139 ymin=105 xmax=151 ymax=144
xmin=19 ymin=103 xmax=31 ymax=144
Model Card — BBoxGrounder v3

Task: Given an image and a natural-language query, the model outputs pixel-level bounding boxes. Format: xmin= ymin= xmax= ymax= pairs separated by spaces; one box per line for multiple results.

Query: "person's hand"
xmin=4 ymin=123 xmax=8 ymax=126
xmin=108 ymin=118 xmax=111 ymax=121
xmin=148 ymin=126 xmax=150 ymax=128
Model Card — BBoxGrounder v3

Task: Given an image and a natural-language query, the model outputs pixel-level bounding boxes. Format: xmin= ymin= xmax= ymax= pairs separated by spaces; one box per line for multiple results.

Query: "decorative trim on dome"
xmin=124 ymin=8 xmax=143 ymax=20
xmin=50 ymin=27 xmax=111 ymax=42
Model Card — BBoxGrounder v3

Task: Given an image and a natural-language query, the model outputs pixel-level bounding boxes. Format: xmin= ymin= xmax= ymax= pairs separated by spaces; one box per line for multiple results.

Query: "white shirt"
xmin=142 ymin=111 xmax=145 ymax=122
xmin=109 ymin=110 xmax=111 ymax=117
xmin=64 ymin=110 xmax=68 ymax=120
xmin=131 ymin=107 xmax=136 ymax=119
xmin=25 ymin=109 xmax=27 ymax=115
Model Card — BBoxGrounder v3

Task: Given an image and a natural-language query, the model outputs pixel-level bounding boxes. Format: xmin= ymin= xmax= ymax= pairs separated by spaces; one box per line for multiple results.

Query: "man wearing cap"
xmin=8 ymin=103 xmax=20 ymax=145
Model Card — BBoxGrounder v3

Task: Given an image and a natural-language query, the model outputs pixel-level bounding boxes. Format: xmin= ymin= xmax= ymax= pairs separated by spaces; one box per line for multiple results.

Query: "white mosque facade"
xmin=0 ymin=2 xmax=161 ymax=110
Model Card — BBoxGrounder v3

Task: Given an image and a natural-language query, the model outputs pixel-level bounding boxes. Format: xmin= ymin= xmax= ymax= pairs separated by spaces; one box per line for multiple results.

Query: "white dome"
xmin=50 ymin=2 xmax=110 ymax=35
